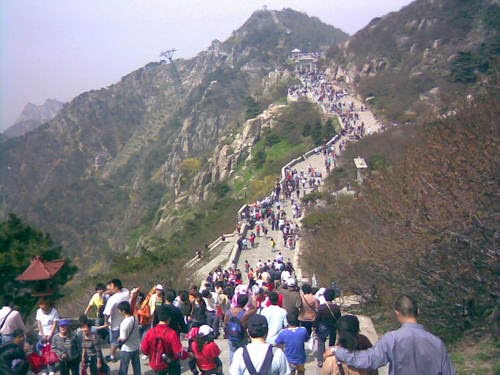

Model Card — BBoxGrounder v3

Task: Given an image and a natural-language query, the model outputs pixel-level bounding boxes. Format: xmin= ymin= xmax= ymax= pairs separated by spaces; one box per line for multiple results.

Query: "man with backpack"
xmin=229 ymin=314 xmax=290 ymax=375
xmin=223 ymin=295 xmax=255 ymax=363
xmin=141 ymin=305 xmax=192 ymax=375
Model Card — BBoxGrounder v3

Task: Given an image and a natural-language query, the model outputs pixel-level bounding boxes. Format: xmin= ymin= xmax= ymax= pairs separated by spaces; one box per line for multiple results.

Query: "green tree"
xmin=311 ymin=120 xmax=323 ymax=146
xmin=253 ymin=149 xmax=266 ymax=168
xmin=245 ymin=96 xmax=261 ymax=120
xmin=322 ymin=118 xmax=336 ymax=141
xmin=0 ymin=214 xmax=78 ymax=318
xmin=302 ymin=122 xmax=312 ymax=137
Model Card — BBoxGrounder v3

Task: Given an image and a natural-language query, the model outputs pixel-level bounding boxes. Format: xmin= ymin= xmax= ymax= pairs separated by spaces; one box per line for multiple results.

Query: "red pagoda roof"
xmin=16 ymin=256 xmax=65 ymax=281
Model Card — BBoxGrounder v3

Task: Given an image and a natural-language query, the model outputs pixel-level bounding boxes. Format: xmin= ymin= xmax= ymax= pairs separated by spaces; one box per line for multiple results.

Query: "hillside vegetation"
xmin=300 ymin=91 xmax=499 ymax=341
xmin=331 ymin=0 xmax=499 ymax=123
xmin=0 ymin=9 xmax=348 ymax=276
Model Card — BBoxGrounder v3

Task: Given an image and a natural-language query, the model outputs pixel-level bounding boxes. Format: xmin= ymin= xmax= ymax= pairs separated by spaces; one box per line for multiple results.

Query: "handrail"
xmin=186 ymin=71 xmax=346 ymax=275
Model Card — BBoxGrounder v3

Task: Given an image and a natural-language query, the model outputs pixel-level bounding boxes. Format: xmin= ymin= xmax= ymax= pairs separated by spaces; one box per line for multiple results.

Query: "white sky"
xmin=0 ymin=0 xmax=413 ymax=130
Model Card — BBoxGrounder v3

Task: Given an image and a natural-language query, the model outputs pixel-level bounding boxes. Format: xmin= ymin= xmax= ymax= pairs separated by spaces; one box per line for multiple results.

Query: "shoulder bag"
xmin=118 ymin=317 xmax=136 ymax=348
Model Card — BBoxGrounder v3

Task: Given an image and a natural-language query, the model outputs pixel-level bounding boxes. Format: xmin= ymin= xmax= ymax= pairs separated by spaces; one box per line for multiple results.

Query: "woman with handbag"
xmin=79 ymin=318 xmax=105 ymax=375
xmin=298 ymin=283 xmax=319 ymax=337
xmin=50 ymin=319 xmax=81 ymax=375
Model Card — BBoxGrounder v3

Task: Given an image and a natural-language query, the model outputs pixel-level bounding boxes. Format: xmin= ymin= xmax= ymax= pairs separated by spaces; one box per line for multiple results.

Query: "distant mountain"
xmin=0 ymin=9 xmax=348 ymax=271
xmin=330 ymin=0 xmax=499 ymax=122
xmin=3 ymin=99 xmax=64 ymax=138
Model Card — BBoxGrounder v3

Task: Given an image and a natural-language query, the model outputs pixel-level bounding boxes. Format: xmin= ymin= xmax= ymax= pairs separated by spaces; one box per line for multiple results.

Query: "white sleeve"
xmin=275 ymin=348 xmax=291 ymax=375
xmin=229 ymin=348 xmax=245 ymax=375
xmin=103 ymin=297 xmax=113 ymax=316
xmin=35 ymin=309 xmax=41 ymax=322
xmin=119 ymin=317 xmax=129 ymax=340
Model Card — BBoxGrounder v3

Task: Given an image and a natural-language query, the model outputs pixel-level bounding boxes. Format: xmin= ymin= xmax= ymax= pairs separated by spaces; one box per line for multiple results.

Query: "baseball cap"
xmin=198 ymin=325 xmax=214 ymax=336
xmin=59 ymin=319 xmax=71 ymax=327
xmin=156 ymin=284 xmax=164 ymax=290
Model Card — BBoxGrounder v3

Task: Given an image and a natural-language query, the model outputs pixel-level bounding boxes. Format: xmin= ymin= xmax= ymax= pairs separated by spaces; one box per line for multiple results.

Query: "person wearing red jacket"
xmin=191 ymin=325 xmax=222 ymax=375
xmin=141 ymin=305 xmax=192 ymax=375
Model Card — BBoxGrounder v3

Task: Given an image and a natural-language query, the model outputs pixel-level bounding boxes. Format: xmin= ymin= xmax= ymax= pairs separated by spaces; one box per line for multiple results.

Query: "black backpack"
xmin=242 ymin=344 xmax=274 ymax=375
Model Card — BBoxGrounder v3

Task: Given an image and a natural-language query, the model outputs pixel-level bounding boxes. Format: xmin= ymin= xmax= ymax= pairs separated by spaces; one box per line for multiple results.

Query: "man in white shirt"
xmin=0 ymin=296 xmax=25 ymax=344
xmin=201 ymin=289 xmax=220 ymax=339
xmin=35 ymin=300 xmax=59 ymax=343
xmin=260 ymin=292 xmax=288 ymax=345
xmin=280 ymin=270 xmax=291 ymax=285
xmin=117 ymin=301 xmax=141 ymax=375
xmin=101 ymin=278 xmax=129 ymax=362
xmin=230 ymin=314 xmax=290 ymax=375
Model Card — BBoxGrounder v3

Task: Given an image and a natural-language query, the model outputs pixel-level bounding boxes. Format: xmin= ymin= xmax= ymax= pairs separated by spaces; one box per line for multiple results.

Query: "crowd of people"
xmin=0 ymin=55 xmax=456 ymax=375
xmin=288 ymin=69 xmax=375 ymax=146
xmin=0 ymin=274 xmax=456 ymax=375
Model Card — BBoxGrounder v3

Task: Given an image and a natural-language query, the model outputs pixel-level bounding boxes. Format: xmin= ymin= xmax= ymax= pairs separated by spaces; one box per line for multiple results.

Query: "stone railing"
xmin=186 ymin=70 xmax=347 ymax=275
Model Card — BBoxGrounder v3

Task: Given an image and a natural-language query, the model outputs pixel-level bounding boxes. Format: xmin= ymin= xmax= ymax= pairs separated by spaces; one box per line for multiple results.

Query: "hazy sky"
xmin=0 ymin=0 xmax=413 ymax=130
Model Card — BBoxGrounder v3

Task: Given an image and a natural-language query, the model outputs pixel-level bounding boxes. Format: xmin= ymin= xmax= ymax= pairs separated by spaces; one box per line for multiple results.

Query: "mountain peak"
xmin=4 ymin=98 xmax=64 ymax=138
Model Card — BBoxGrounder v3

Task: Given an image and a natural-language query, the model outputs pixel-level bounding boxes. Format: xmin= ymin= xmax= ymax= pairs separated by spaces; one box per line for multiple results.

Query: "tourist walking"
xmin=316 ymin=288 xmax=341 ymax=368
xmin=332 ymin=295 xmax=456 ymax=375
xmin=0 ymin=296 xmax=25 ymax=345
xmin=117 ymin=301 xmax=141 ymax=375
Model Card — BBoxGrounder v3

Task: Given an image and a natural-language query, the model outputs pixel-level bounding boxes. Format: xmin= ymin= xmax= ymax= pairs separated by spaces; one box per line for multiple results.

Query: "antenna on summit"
xmin=262 ymin=5 xmax=268 ymax=11
xmin=160 ymin=49 xmax=177 ymax=64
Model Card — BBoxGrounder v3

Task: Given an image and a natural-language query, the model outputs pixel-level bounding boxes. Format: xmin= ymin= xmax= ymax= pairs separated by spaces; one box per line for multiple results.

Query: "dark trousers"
xmin=206 ymin=311 xmax=219 ymax=338
xmin=119 ymin=350 xmax=141 ymax=375
xmin=51 ymin=358 xmax=80 ymax=375
xmin=316 ymin=324 xmax=337 ymax=362
xmin=83 ymin=355 xmax=99 ymax=375
xmin=299 ymin=320 xmax=314 ymax=338
xmin=154 ymin=360 xmax=180 ymax=375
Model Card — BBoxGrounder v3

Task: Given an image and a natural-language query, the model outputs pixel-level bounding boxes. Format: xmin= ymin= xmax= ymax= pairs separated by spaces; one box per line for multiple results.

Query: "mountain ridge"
xmin=0 ymin=9 xmax=348 ymax=272
xmin=328 ymin=0 xmax=499 ymax=122
xmin=3 ymin=99 xmax=64 ymax=138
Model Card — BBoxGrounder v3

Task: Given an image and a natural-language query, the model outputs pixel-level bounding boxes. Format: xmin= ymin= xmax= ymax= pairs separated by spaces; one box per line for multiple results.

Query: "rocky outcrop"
xmin=329 ymin=0 xmax=498 ymax=122
xmin=0 ymin=9 xmax=348 ymax=271
xmin=3 ymin=99 xmax=64 ymax=138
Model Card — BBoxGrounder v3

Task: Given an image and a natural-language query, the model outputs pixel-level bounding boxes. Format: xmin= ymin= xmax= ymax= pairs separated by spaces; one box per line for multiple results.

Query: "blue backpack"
xmin=226 ymin=309 xmax=246 ymax=343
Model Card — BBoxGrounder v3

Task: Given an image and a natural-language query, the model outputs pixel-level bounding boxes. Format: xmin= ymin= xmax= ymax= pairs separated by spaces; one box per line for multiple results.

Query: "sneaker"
xmin=317 ymin=361 xmax=323 ymax=368
xmin=141 ymin=354 xmax=148 ymax=360
xmin=105 ymin=355 xmax=118 ymax=362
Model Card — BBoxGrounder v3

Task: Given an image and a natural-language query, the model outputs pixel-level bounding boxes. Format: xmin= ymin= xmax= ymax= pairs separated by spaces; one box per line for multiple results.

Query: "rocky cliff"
xmin=3 ymin=99 xmax=65 ymax=138
xmin=0 ymin=9 xmax=347 ymax=272
xmin=329 ymin=0 xmax=499 ymax=122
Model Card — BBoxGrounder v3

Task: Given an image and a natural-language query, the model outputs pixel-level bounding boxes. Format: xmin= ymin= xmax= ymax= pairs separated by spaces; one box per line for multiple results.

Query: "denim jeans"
xmin=0 ymin=334 xmax=14 ymax=345
xmin=119 ymin=350 xmax=141 ymax=375
xmin=206 ymin=311 xmax=219 ymax=338
xmin=316 ymin=324 xmax=337 ymax=362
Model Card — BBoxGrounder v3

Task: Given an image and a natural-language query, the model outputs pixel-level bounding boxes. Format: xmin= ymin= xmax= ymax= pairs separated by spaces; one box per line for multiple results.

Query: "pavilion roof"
xmin=16 ymin=256 xmax=65 ymax=281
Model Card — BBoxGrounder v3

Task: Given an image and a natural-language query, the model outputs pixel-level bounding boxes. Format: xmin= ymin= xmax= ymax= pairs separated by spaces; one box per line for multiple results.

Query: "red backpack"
xmin=148 ymin=328 xmax=170 ymax=371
